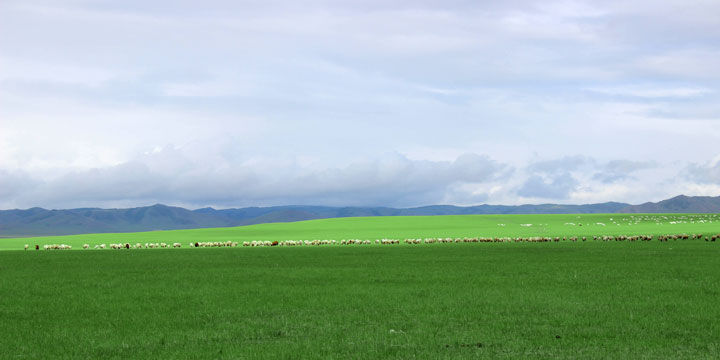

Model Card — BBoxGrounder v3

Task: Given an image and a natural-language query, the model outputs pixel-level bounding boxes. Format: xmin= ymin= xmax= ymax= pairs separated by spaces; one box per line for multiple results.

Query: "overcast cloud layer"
xmin=1 ymin=0 xmax=720 ymax=209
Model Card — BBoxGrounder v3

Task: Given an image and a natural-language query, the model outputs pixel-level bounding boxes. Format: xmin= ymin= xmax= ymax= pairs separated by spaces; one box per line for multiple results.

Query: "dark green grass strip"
xmin=1 ymin=242 xmax=719 ymax=359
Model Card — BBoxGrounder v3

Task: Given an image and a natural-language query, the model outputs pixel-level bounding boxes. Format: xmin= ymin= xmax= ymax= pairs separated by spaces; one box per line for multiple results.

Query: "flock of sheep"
xmin=25 ymin=241 xmax=229 ymax=250
xmin=24 ymin=233 xmax=720 ymax=250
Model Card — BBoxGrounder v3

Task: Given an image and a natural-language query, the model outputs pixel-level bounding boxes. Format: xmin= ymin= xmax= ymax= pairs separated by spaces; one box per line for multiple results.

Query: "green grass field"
xmin=2 ymin=214 xmax=720 ymax=359
xmin=3 ymin=213 xmax=720 ymax=250
xmin=2 ymin=242 xmax=720 ymax=359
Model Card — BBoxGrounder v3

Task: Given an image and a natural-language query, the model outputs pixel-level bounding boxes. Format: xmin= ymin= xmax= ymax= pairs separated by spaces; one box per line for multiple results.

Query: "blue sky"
xmin=1 ymin=0 xmax=719 ymax=209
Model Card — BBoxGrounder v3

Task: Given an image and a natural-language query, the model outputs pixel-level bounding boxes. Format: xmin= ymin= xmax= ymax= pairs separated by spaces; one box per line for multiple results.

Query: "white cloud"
xmin=586 ymin=85 xmax=712 ymax=98
xmin=686 ymin=158 xmax=720 ymax=184
xmin=1 ymin=0 xmax=719 ymax=208
xmin=635 ymin=50 xmax=720 ymax=80
xmin=0 ymin=149 xmax=512 ymax=209
xmin=517 ymin=173 xmax=579 ymax=199
xmin=593 ymin=160 xmax=657 ymax=183
xmin=0 ymin=56 xmax=116 ymax=86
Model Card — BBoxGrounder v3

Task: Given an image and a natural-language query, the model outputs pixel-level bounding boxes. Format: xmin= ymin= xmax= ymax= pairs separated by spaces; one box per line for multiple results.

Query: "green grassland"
xmin=2 ymin=242 xmax=719 ymax=359
xmin=2 ymin=213 xmax=720 ymax=359
xmin=3 ymin=213 xmax=720 ymax=250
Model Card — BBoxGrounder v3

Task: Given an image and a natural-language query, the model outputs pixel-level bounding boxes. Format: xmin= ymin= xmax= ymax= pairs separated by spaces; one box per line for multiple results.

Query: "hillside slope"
xmin=3 ymin=212 xmax=720 ymax=250
xmin=619 ymin=195 xmax=720 ymax=213
xmin=1 ymin=195 xmax=719 ymax=238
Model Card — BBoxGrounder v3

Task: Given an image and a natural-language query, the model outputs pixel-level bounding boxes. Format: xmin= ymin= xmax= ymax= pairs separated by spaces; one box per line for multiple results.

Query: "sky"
xmin=1 ymin=0 xmax=720 ymax=210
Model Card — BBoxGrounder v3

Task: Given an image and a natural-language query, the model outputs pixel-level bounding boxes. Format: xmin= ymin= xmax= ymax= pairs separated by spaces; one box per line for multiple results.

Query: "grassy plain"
xmin=2 ymin=242 xmax=719 ymax=359
xmin=2 ymin=213 xmax=720 ymax=358
xmin=2 ymin=213 xmax=720 ymax=250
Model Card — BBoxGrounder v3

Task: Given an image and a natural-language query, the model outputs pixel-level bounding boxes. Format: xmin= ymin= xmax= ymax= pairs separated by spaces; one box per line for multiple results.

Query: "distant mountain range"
xmin=1 ymin=195 xmax=719 ymax=238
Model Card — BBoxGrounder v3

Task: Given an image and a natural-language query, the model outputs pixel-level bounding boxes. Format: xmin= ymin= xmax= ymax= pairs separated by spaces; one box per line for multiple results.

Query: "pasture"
xmin=2 ymin=213 xmax=720 ymax=358
xmin=3 ymin=213 xmax=720 ymax=250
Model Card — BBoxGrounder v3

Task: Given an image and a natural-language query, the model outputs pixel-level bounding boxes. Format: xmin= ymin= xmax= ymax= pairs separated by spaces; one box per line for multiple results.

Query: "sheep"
xmin=29 ymin=229 xmax=716 ymax=254
xmin=42 ymin=244 xmax=72 ymax=250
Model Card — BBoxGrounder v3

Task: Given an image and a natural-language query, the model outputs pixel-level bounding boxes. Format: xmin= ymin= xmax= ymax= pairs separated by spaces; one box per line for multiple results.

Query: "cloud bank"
xmin=1 ymin=0 xmax=719 ymax=208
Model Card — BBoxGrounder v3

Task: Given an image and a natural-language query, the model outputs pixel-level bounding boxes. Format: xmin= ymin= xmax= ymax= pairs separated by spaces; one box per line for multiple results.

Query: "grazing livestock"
xmin=42 ymin=244 xmax=72 ymax=250
xmin=29 ymin=229 xmax=718 ymax=254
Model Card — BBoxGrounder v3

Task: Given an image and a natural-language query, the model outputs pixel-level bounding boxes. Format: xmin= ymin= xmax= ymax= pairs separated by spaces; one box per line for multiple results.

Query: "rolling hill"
xmin=1 ymin=195 xmax=718 ymax=238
